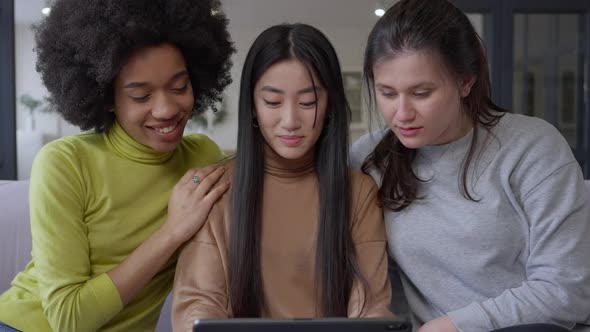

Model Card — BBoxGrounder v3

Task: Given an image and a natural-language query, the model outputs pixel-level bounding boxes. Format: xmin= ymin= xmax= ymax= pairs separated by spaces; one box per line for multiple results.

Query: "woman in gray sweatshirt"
xmin=351 ymin=0 xmax=590 ymax=331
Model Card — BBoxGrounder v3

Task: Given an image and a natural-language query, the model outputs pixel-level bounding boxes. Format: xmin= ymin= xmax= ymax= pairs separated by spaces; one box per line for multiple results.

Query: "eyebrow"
xmin=260 ymin=85 xmax=322 ymax=95
xmin=123 ymin=70 xmax=189 ymax=89
xmin=376 ymin=82 xmax=433 ymax=90
xmin=375 ymin=83 xmax=392 ymax=90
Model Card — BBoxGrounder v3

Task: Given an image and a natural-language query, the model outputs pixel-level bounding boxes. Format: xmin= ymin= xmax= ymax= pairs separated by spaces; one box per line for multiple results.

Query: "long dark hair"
xmin=362 ymin=0 xmax=508 ymax=211
xmin=228 ymin=23 xmax=365 ymax=317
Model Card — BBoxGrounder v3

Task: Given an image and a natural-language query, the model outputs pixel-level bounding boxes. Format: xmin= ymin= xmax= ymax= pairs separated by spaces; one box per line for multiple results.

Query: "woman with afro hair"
xmin=0 ymin=0 xmax=234 ymax=331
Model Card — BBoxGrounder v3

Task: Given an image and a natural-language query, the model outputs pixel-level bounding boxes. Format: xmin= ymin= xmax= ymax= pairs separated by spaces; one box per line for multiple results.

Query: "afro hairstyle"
xmin=34 ymin=0 xmax=235 ymax=132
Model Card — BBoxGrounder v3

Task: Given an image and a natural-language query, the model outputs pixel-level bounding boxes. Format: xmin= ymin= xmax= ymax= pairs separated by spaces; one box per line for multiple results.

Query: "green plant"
xmin=191 ymin=108 xmax=228 ymax=128
xmin=19 ymin=94 xmax=48 ymax=113
xmin=19 ymin=93 xmax=49 ymax=131
xmin=189 ymin=96 xmax=228 ymax=130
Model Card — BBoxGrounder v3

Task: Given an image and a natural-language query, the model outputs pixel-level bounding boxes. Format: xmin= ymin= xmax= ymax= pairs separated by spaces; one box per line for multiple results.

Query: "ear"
xmin=459 ymin=75 xmax=476 ymax=98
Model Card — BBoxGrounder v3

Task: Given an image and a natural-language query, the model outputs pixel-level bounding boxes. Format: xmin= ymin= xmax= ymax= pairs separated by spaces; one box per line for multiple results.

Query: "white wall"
xmin=15 ymin=23 xmax=80 ymax=179
xmin=14 ymin=22 xmax=368 ymax=176
xmin=12 ymin=2 xmax=485 ymax=178
xmin=12 ymin=0 xmax=418 ymax=177
xmin=14 ymin=0 xmax=492 ymax=178
xmin=15 ymin=23 xmax=80 ymax=137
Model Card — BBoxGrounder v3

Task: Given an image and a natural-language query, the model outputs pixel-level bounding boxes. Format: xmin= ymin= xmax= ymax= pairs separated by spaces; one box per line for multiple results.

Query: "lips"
xmin=397 ymin=126 xmax=422 ymax=137
xmin=152 ymin=122 xmax=178 ymax=134
xmin=279 ymin=135 xmax=304 ymax=147
xmin=147 ymin=118 xmax=185 ymax=140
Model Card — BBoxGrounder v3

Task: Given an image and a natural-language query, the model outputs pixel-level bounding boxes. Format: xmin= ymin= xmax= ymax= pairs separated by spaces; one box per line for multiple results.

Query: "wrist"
xmin=156 ymin=222 xmax=185 ymax=250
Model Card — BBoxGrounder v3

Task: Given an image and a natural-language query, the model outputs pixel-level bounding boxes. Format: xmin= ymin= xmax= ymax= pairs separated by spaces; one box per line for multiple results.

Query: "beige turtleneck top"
xmin=172 ymin=147 xmax=392 ymax=332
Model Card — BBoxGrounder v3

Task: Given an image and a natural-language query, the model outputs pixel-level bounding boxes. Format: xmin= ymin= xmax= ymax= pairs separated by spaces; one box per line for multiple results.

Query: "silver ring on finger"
xmin=192 ymin=175 xmax=201 ymax=184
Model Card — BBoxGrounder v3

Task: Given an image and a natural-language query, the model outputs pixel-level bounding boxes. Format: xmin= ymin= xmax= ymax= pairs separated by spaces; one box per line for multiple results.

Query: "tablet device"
xmin=193 ymin=318 xmax=412 ymax=332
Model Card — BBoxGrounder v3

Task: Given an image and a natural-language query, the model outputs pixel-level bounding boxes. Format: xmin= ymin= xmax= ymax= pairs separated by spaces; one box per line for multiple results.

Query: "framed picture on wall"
xmin=341 ymin=68 xmax=371 ymax=143
xmin=341 ymin=69 xmax=365 ymax=129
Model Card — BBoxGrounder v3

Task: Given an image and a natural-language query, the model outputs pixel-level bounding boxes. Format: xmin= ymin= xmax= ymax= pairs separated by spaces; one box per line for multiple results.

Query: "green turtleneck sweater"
xmin=0 ymin=122 xmax=224 ymax=332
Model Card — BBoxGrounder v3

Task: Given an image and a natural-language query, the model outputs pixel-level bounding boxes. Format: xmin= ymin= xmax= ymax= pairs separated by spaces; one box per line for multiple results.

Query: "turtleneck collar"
xmin=106 ymin=121 xmax=175 ymax=165
xmin=263 ymin=143 xmax=315 ymax=179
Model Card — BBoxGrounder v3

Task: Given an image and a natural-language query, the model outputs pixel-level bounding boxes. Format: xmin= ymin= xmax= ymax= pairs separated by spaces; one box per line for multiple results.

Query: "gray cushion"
xmin=0 ymin=180 xmax=173 ymax=331
xmin=0 ymin=181 xmax=31 ymax=293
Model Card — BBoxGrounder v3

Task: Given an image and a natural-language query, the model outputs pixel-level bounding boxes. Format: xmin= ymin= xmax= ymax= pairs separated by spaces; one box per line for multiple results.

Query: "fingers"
xmin=194 ymin=166 xmax=226 ymax=196
xmin=201 ymin=181 xmax=231 ymax=207
xmin=179 ymin=164 xmax=221 ymax=186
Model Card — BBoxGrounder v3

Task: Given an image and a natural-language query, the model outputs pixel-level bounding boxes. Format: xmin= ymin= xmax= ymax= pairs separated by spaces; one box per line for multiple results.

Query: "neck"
xmin=263 ymin=144 xmax=315 ymax=178
xmin=107 ymin=121 xmax=175 ymax=164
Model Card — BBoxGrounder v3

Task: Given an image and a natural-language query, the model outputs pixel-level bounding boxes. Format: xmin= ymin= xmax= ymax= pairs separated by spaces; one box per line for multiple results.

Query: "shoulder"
xmin=351 ymin=170 xmax=379 ymax=196
xmin=206 ymin=158 xmax=235 ymax=236
xmin=181 ymin=133 xmax=222 ymax=153
xmin=350 ymin=130 xmax=388 ymax=186
xmin=189 ymin=161 xmax=233 ymax=246
xmin=350 ymin=170 xmax=386 ymax=242
xmin=494 ymin=113 xmax=570 ymax=155
xmin=219 ymin=158 xmax=236 ymax=183
xmin=34 ymin=131 xmax=103 ymax=169
xmin=350 ymin=129 xmax=388 ymax=171
xmin=29 ymin=133 xmax=102 ymax=203
xmin=490 ymin=113 xmax=578 ymax=194
xmin=179 ymin=133 xmax=225 ymax=164
xmin=350 ymin=170 xmax=380 ymax=216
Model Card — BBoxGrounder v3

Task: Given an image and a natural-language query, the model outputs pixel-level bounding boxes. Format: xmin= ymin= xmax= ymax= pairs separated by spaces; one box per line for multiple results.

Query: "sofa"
xmin=0 ymin=180 xmax=173 ymax=332
xmin=1 ymin=179 xmax=590 ymax=331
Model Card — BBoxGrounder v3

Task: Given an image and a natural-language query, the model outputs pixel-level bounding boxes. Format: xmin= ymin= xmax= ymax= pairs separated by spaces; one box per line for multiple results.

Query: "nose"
xmin=281 ymin=102 xmax=302 ymax=131
xmin=394 ymin=95 xmax=415 ymax=123
xmin=152 ymin=93 xmax=179 ymax=120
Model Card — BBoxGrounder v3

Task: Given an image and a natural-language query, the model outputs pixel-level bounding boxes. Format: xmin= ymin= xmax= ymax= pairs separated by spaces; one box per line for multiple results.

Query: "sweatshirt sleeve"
xmin=448 ymin=161 xmax=590 ymax=331
xmin=172 ymin=205 xmax=230 ymax=332
xmin=29 ymin=141 xmax=123 ymax=332
xmin=348 ymin=173 xmax=394 ymax=318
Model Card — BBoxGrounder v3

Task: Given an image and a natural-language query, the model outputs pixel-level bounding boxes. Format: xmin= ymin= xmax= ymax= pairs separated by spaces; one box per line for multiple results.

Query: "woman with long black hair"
xmin=172 ymin=23 xmax=393 ymax=332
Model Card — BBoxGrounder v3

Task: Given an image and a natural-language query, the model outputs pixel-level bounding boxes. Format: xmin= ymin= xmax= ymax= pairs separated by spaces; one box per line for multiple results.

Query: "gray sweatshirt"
xmin=351 ymin=113 xmax=590 ymax=332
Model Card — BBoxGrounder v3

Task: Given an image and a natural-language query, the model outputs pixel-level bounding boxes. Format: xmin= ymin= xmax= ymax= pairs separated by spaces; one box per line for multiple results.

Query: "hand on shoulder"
xmin=163 ymin=164 xmax=230 ymax=245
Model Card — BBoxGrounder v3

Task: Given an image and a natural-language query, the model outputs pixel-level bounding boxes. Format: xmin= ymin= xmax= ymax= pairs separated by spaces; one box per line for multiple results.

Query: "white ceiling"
xmin=15 ymin=0 xmax=396 ymax=28
xmin=14 ymin=0 xmax=48 ymax=24
xmin=222 ymin=0 xmax=394 ymax=29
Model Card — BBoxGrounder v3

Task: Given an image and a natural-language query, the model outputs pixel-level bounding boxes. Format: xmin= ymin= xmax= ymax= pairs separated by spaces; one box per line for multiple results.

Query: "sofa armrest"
xmin=0 ymin=180 xmax=32 ymax=292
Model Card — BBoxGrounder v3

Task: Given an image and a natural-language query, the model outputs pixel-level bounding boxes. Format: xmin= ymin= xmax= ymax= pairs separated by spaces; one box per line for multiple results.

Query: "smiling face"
xmin=253 ymin=59 xmax=327 ymax=160
xmin=113 ymin=43 xmax=193 ymax=152
xmin=373 ymin=51 xmax=475 ymax=149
